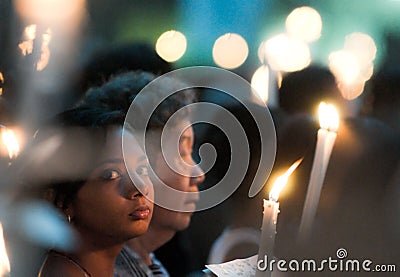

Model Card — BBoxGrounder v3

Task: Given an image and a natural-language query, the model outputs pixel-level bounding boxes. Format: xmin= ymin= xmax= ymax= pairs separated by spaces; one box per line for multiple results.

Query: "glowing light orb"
xmin=1 ymin=127 xmax=20 ymax=159
xmin=251 ymin=65 xmax=270 ymax=103
xmin=14 ymin=0 xmax=85 ymax=25
xmin=344 ymin=32 xmax=377 ymax=65
xmin=329 ymin=50 xmax=368 ymax=100
xmin=155 ymin=30 xmax=187 ymax=62
xmin=329 ymin=50 xmax=360 ymax=86
xmin=0 ymin=223 xmax=10 ymax=277
xmin=286 ymin=6 xmax=322 ymax=42
xmin=264 ymin=34 xmax=311 ymax=72
xmin=318 ymin=102 xmax=340 ymax=131
xmin=18 ymin=25 xmax=37 ymax=56
xmin=212 ymin=33 xmax=249 ymax=69
xmin=338 ymin=81 xmax=365 ymax=100
xmin=23 ymin=24 xmax=37 ymax=40
xmin=0 ymin=72 xmax=3 ymax=96
xmin=37 ymin=29 xmax=52 ymax=71
xmin=258 ymin=41 xmax=266 ymax=63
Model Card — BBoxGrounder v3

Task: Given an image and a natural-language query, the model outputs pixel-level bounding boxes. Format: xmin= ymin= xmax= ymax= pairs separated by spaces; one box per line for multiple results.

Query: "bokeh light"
xmin=286 ymin=6 xmax=322 ymax=42
xmin=251 ymin=65 xmax=270 ymax=103
xmin=329 ymin=32 xmax=376 ymax=100
xmin=18 ymin=24 xmax=37 ymax=56
xmin=0 ymin=72 xmax=3 ymax=96
xmin=23 ymin=24 xmax=37 ymax=41
xmin=338 ymin=80 xmax=366 ymax=101
xmin=329 ymin=50 xmax=360 ymax=86
xmin=14 ymin=0 xmax=86 ymax=26
xmin=212 ymin=33 xmax=249 ymax=69
xmin=318 ymin=102 xmax=340 ymax=131
xmin=155 ymin=30 xmax=187 ymax=62
xmin=264 ymin=33 xmax=311 ymax=72
xmin=0 ymin=127 xmax=20 ymax=159
xmin=0 ymin=223 xmax=10 ymax=277
xmin=36 ymin=29 xmax=52 ymax=71
xmin=344 ymin=32 xmax=377 ymax=67
xmin=258 ymin=41 xmax=266 ymax=63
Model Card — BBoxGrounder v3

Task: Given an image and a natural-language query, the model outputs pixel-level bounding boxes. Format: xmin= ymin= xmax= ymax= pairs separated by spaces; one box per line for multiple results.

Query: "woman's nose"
xmin=127 ymin=172 xmax=152 ymax=198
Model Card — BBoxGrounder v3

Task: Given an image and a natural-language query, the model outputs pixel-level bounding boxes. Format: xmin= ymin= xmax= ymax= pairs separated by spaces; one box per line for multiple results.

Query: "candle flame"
xmin=0 ymin=72 xmax=4 ymax=96
xmin=269 ymin=158 xmax=303 ymax=201
xmin=37 ymin=29 xmax=52 ymax=71
xmin=1 ymin=127 xmax=20 ymax=159
xmin=24 ymin=24 xmax=37 ymax=41
xmin=318 ymin=102 xmax=339 ymax=131
xmin=0 ymin=223 xmax=10 ymax=276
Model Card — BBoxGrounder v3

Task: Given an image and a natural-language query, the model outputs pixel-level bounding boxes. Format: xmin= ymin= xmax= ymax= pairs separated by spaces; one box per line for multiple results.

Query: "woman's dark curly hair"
xmin=19 ymin=70 xmax=197 ymax=211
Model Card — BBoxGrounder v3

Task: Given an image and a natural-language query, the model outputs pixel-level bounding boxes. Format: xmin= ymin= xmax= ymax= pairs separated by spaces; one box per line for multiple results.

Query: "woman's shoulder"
xmin=38 ymin=252 xmax=89 ymax=277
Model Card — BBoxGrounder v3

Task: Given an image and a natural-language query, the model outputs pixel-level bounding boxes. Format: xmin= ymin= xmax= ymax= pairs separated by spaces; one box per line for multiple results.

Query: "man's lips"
xmin=183 ymin=200 xmax=198 ymax=212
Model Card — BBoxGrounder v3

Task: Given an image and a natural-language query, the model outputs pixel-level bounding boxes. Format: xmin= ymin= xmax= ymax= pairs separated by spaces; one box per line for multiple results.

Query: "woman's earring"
xmin=67 ymin=214 xmax=72 ymax=223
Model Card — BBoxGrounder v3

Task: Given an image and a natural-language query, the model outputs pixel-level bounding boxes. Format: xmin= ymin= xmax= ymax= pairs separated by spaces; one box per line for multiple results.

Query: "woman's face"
xmin=69 ymin=127 xmax=153 ymax=243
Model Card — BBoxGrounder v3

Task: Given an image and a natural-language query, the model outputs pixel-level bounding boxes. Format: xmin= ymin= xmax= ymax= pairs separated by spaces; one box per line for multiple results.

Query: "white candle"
xmin=0 ymin=223 xmax=10 ymax=277
xmin=256 ymin=159 xmax=302 ymax=277
xmin=298 ymin=102 xmax=339 ymax=242
xmin=256 ymin=199 xmax=279 ymax=277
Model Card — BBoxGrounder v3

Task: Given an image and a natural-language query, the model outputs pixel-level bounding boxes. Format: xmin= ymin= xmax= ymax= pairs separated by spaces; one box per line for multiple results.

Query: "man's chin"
xmin=175 ymin=213 xmax=192 ymax=231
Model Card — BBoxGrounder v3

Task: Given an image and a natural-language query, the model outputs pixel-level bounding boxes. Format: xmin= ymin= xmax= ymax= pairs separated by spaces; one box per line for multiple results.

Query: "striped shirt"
xmin=114 ymin=246 xmax=169 ymax=277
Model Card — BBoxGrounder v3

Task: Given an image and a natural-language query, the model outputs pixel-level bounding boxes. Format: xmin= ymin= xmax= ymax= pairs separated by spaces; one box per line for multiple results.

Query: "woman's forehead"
xmin=99 ymin=126 xmax=143 ymax=160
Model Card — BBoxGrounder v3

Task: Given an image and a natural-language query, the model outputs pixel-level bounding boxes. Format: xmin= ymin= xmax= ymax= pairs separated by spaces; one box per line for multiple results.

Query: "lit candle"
xmin=0 ymin=125 xmax=20 ymax=277
xmin=298 ymin=102 xmax=339 ymax=242
xmin=256 ymin=159 xmax=302 ymax=277
xmin=0 ymin=127 xmax=20 ymax=161
xmin=0 ymin=223 xmax=10 ymax=277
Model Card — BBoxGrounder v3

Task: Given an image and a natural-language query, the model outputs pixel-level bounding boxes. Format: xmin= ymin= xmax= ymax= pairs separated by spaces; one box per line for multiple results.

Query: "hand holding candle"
xmin=298 ymin=102 xmax=339 ymax=243
xmin=256 ymin=159 xmax=302 ymax=277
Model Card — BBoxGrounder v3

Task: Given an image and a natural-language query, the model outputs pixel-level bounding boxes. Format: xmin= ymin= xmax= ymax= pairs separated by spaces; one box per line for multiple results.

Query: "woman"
xmin=75 ymin=70 xmax=205 ymax=276
xmin=30 ymin=106 xmax=154 ymax=276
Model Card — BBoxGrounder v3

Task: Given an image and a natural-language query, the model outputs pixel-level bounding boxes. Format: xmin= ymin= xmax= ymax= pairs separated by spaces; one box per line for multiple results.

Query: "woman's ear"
xmin=53 ymin=193 xmax=75 ymax=223
xmin=43 ymin=188 xmax=56 ymax=203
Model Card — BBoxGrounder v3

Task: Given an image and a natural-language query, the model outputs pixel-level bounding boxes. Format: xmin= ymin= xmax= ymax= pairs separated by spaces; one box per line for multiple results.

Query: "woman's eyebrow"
xmin=96 ymin=158 xmax=124 ymax=166
xmin=97 ymin=155 xmax=147 ymax=167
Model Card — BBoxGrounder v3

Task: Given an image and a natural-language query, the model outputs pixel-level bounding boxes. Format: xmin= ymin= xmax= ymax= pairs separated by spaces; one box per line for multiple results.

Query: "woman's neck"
xmin=69 ymin=230 xmax=125 ymax=277
xmin=70 ymin=244 xmax=123 ymax=277
xmin=126 ymin=226 xmax=175 ymax=265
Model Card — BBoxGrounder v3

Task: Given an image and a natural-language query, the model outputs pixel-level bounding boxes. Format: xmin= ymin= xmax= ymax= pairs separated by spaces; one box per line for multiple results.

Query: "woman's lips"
xmin=129 ymin=206 xmax=151 ymax=220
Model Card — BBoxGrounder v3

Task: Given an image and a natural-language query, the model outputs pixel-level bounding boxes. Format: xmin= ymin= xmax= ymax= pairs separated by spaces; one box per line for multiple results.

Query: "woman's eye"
xmin=100 ymin=169 xmax=121 ymax=180
xmin=136 ymin=165 xmax=149 ymax=176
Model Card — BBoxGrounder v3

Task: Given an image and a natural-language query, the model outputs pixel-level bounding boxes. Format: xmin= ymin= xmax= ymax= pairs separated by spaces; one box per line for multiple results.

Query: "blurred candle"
xmin=0 ymin=223 xmax=10 ymax=277
xmin=298 ymin=102 xmax=339 ymax=242
xmin=0 ymin=125 xmax=19 ymax=277
xmin=0 ymin=126 xmax=20 ymax=160
xmin=0 ymin=72 xmax=3 ymax=96
xmin=256 ymin=159 xmax=302 ymax=277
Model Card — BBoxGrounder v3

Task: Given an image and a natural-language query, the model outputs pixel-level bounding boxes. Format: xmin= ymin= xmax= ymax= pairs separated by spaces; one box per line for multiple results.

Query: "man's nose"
xmin=190 ymin=162 xmax=205 ymax=186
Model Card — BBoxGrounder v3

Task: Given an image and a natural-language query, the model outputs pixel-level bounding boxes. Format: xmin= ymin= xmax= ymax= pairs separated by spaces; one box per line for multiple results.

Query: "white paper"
xmin=205 ymin=255 xmax=257 ymax=276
